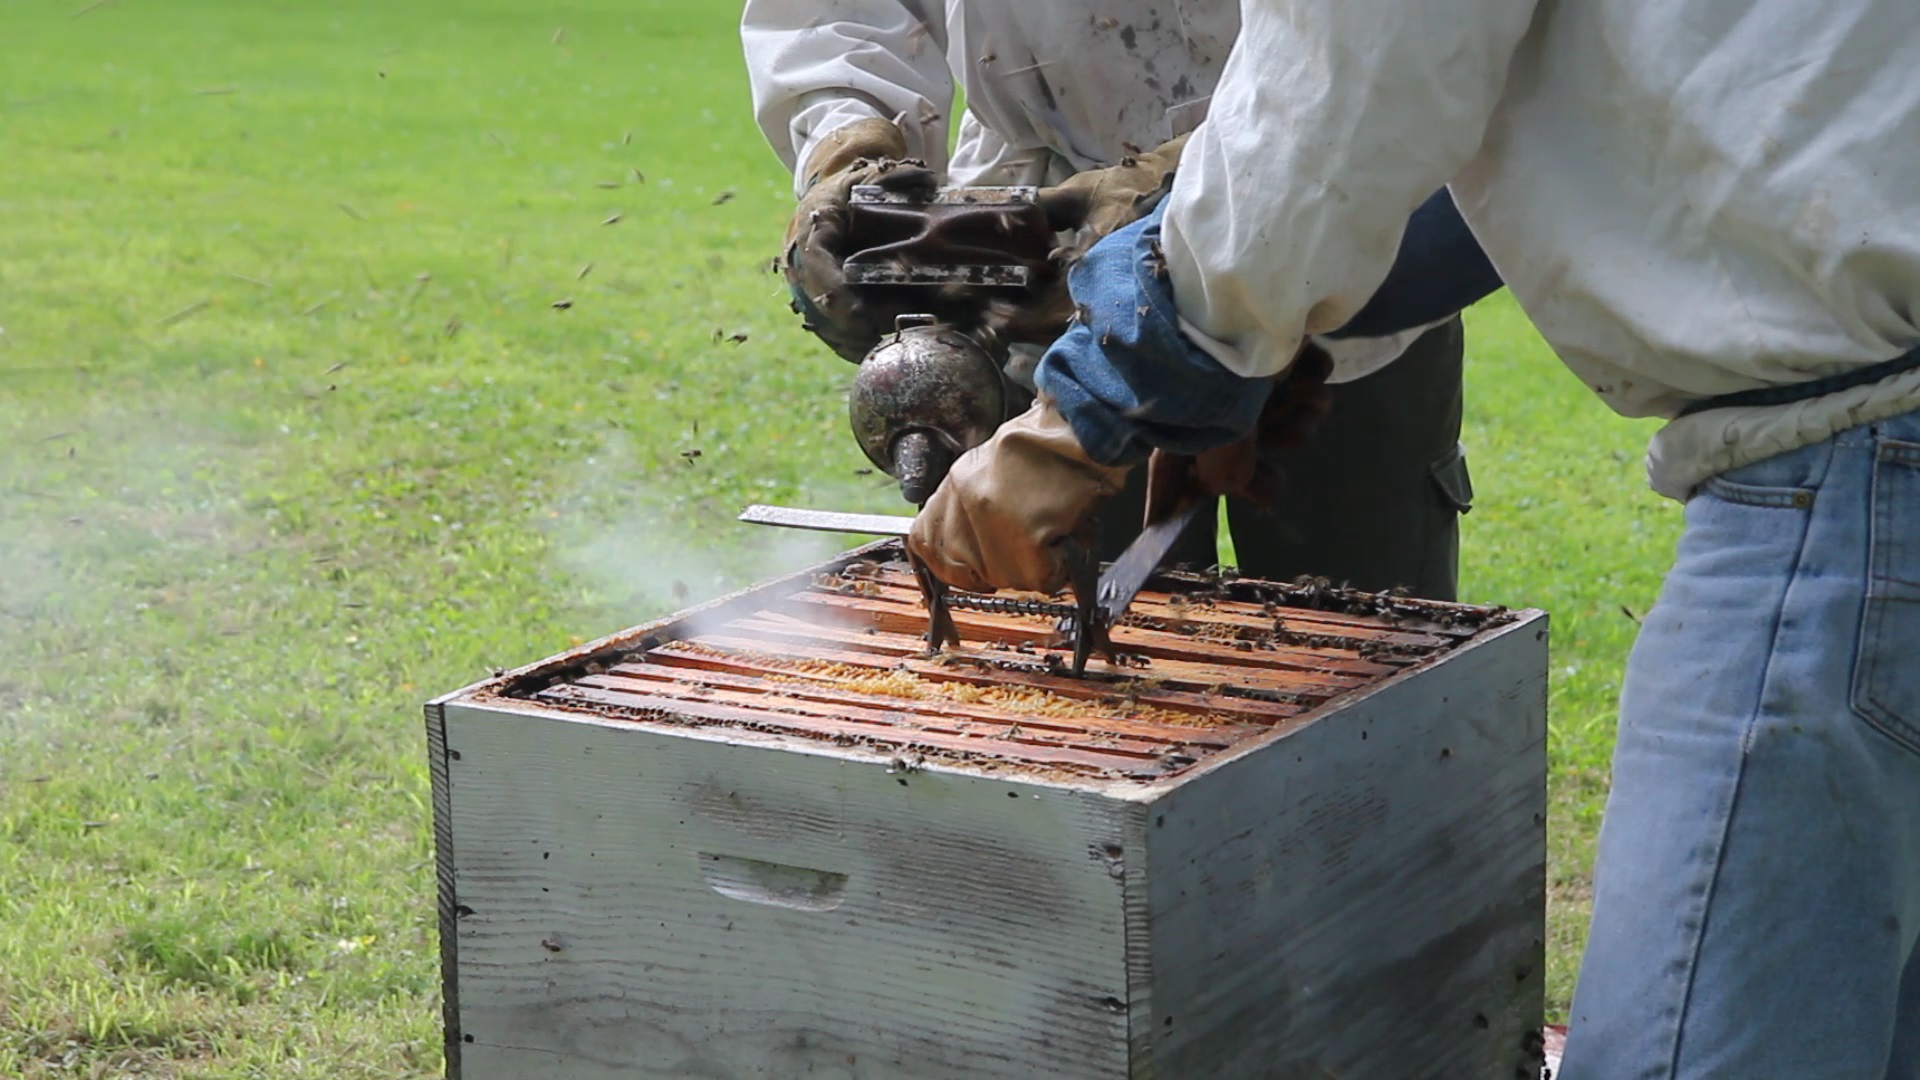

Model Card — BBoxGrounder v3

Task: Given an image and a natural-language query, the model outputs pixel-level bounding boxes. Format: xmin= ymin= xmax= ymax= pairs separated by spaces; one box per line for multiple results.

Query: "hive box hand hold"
xmin=425 ymin=540 xmax=1550 ymax=1080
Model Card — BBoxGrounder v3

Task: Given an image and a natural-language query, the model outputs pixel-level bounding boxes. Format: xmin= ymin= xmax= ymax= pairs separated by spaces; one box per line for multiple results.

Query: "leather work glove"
xmin=783 ymin=117 xmax=916 ymax=362
xmin=1036 ymin=133 xmax=1192 ymax=242
xmin=984 ymin=133 xmax=1193 ymax=347
xmin=907 ymin=398 xmax=1132 ymax=595
xmin=910 ymin=346 xmax=1334 ymax=597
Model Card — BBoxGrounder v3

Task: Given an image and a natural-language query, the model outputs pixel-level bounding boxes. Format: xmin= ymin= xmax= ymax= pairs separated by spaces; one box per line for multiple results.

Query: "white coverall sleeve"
xmin=1163 ymin=0 xmax=1538 ymax=378
xmin=741 ymin=1 xmax=954 ymax=194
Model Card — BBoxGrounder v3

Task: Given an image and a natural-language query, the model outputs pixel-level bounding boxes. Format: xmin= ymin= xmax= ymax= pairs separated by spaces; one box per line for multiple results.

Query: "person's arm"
xmin=1324 ymin=187 xmax=1503 ymax=341
xmin=1162 ymin=0 xmax=1537 ymax=378
xmin=1035 ymin=190 xmax=1503 ymax=467
xmin=741 ymin=1 xmax=955 ymax=192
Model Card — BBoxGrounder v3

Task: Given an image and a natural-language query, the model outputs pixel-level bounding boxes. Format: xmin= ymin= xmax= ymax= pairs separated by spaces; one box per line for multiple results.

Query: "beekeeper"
xmin=741 ymin=3 xmax=1477 ymax=601
xmin=908 ymin=0 xmax=1920 ymax=1076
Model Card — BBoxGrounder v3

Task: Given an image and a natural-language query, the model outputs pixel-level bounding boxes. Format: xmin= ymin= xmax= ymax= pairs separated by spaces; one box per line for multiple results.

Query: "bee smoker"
xmin=840 ymin=184 xmax=1056 ymax=505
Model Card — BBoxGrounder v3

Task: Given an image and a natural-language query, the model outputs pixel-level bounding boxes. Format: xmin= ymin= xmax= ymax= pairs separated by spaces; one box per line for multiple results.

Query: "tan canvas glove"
xmin=908 ymin=399 xmax=1133 ymax=595
xmin=783 ymin=118 xmax=914 ymax=362
xmin=1035 ymin=133 xmax=1192 ymax=240
xmin=983 ymin=133 xmax=1193 ymax=347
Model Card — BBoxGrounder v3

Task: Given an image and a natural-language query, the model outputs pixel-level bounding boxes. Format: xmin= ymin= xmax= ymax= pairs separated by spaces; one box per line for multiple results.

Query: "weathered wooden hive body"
xmin=427 ymin=541 xmax=1549 ymax=1080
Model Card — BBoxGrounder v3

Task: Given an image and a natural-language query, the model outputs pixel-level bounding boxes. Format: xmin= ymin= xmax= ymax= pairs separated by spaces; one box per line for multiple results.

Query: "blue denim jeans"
xmin=1559 ymin=411 xmax=1920 ymax=1080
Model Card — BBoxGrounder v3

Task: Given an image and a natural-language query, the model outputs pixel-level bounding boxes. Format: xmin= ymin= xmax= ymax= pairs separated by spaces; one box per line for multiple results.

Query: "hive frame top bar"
xmin=437 ymin=539 xmax=1542 ymax=794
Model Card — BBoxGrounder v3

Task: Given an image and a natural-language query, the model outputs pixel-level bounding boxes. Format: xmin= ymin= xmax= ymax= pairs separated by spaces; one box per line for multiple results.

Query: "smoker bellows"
xmin=425 ymin=541 xmax=1549 ymax=1079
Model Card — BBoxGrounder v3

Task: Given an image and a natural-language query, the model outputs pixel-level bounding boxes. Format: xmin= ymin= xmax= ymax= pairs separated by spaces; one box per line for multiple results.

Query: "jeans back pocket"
xmin=1853 ymin=438 xmax=1920 ymax=756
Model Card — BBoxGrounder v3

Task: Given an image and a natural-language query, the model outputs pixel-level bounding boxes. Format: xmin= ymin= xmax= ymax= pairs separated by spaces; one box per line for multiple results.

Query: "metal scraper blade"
xmin=1054 ymin=499 xmax=1206 ymax=677
xmin=737 ymin=504 xmax=916 ymax=536
xmin=1097 ymin=500 xmax=1207 ymax=625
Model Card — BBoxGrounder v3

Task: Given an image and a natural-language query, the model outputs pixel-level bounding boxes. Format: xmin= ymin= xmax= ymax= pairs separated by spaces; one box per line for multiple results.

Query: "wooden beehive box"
xmin=426 ymin=541 xmax=1548 ymax=1080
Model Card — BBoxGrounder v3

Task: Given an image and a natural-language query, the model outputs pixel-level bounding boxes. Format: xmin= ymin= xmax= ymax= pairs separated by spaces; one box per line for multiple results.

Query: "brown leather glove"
xmin=983 ymin=134 xmax=1193 ymax=347
xmin=783 ymin=118 xmax=914 ymax=362
xmin=907 ymin=399 xmax=1133 ymax=595
xmin=1036 ymin=133 xmax=1192 ymax=241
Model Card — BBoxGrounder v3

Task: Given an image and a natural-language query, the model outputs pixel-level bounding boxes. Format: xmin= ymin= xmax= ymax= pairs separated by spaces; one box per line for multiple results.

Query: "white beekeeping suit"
xmin=744 ymin=2 xmax=1237 ymax=189
xmin=1159 ymin=0 xmax=1920 ymax=499
xmin=742 ymin=0 xmax=1423 ymax=382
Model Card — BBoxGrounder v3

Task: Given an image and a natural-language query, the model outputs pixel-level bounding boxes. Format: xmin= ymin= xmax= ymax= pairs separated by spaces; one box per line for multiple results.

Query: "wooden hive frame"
xmin=487 ymin=544 xmax=1502 ymax=782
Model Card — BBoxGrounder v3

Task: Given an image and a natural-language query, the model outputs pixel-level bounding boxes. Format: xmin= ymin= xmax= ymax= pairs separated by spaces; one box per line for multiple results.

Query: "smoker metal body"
xmin=848 ymin=318 xmax=1023 ymax=504
xmin=426 ymin=541 xmax=1549 ymax=1079
xmin=840 ymin=185 xmax=1050 ymax=504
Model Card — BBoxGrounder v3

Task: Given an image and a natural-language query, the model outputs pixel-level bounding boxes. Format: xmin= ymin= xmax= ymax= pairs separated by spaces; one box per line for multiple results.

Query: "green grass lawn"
xmin=0 ymin=1 xmax=1679 ymax=1074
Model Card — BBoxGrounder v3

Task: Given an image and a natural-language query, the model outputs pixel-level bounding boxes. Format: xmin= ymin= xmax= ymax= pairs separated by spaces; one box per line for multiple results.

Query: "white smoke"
xmin=0 ymin=411 xmax=233 ymax=741
xmin=545 ymin=430 xmax=889 ymax=626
